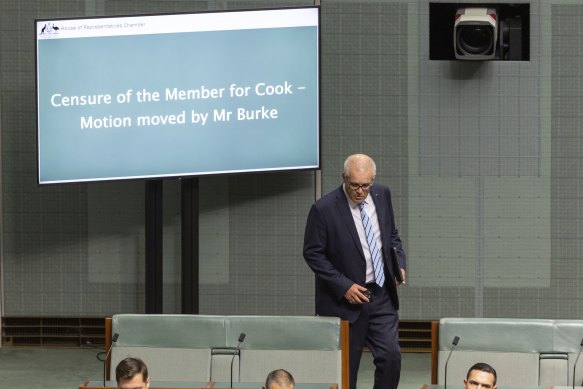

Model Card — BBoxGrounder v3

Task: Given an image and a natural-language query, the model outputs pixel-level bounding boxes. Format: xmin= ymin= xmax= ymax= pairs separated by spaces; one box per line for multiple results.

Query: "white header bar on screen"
xmin=37 ymin=7 xmax=319 ymax=40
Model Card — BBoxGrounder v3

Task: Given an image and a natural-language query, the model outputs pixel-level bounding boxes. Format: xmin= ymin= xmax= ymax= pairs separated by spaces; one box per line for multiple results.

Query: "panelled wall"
xmin=2 ymin=0 xmax=583 ymax=320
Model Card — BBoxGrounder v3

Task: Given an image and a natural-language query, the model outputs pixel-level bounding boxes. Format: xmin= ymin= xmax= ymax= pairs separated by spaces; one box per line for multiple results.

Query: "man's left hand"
xmin=397 ymin=268 xmax=407 ymax=285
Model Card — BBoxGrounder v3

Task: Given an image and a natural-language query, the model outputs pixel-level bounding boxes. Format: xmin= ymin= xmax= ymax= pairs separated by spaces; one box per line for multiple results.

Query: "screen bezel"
xmin=35 ymin=6 xmax=321 ymax=185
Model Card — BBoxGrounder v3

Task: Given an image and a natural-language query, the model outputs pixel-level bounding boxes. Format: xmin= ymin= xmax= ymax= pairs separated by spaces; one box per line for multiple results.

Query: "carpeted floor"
xmin=0 ymin=347 xmax=103 ymax=389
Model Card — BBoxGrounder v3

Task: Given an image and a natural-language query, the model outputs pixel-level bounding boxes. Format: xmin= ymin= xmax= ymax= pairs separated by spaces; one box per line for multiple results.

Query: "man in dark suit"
xmin=303 ymin=154 xmax=407 ymax=389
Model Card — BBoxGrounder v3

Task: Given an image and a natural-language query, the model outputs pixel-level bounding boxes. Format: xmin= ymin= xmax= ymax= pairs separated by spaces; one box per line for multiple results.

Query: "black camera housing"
xmin=430 ymin=3 xmax=530 ymax=61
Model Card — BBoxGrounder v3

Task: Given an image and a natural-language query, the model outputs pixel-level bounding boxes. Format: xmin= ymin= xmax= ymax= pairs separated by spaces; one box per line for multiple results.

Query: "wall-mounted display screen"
xmin=36 ymin=7 xmax=320 ymax=184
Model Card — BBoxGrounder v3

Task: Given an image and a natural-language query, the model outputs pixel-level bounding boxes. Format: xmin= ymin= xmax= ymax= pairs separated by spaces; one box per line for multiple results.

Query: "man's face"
xmin=464 ymin=370 xmax=496 ymax=389
xmin=343 ymin=165 xmax=374 ymax=204
xmin=117 ymin=373 xmax=150 ymax=389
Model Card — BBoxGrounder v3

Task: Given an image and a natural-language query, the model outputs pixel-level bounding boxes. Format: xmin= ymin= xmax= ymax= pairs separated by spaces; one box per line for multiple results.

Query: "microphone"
xmin=444 ymin=335 xmax=460 ymax=389
xmin=230 ymin=333 xmax=246 ymax=389
xmin=572 ymin=337 xmax=583 ymax=389
xmin=103 ymin=333 xmax=119 ymax=387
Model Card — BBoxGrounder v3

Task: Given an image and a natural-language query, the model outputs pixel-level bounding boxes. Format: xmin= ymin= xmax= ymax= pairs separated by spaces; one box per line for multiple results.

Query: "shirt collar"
xmin=343 ymin=185 xmax=371 ymax=209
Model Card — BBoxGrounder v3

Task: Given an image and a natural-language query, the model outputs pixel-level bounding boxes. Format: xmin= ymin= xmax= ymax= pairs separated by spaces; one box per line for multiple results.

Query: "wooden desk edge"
xmin=81 ymin=387 xmax=206 ymax=389
xmin=81 ymin=382 xmax=336 ymax=389
xmin=420 ymin=385 xmax=554 ymax=389
xmin=81 ymin=382 xmax=215 ymax=389
xmin=341 ymin=319 xmax=349 ymax=389
xmin=105 ymin=317 xmax=112 ymax=380
xmin=430 ymin=321 xmax=439 ymax=385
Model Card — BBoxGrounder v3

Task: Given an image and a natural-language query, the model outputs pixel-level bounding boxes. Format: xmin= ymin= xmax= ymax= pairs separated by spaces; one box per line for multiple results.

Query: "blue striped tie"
xmin=359 ymin=203 xmax=385 ymax=287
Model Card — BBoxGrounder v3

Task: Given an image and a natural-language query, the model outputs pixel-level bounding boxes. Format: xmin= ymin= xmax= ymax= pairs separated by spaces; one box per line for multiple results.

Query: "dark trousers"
xmin=349 ymin=283 xmax=401 ymax=389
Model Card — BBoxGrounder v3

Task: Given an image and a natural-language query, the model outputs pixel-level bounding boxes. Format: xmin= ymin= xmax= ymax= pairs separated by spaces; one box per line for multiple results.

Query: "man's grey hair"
xmin=265 ymin=369 xmax=295 ymax=389
xmin=343 ymin=154 xmax=377 ymax=179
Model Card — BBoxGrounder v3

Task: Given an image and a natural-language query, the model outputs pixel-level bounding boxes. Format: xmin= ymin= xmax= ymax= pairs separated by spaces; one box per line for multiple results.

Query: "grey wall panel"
xmin=3 ymin=0 xmax=583 ymax=321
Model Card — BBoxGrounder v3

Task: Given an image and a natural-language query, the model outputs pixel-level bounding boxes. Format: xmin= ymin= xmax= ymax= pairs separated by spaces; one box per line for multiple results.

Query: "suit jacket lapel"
xmin=370 ymin=187 xmax=388 ymax=243
xmin=334 ymin=186 xmax=366 ymax=259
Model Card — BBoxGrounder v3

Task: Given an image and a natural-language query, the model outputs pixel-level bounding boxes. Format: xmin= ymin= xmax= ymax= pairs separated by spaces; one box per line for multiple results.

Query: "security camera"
xmin=454 ymin=7 xmax=498 ymax=60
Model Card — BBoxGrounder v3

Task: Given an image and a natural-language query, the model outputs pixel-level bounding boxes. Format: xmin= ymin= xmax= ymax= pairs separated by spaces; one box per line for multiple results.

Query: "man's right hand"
xmin=344 ymin=283 xmax=370 ymax=304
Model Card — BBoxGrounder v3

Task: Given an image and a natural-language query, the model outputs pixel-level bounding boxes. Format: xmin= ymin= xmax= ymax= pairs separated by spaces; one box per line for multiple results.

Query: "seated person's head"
xmin=115 ymin=357 xmax=150 ymax=389
xmin=263 ymin=369 xmax=295 ymax=389
xmin=464 ymin=362 xmax=497 ymax=389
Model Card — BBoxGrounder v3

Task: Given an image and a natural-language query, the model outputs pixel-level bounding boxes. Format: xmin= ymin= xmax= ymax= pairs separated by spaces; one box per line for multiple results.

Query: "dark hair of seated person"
xmin=115 ymin=357 xmax=149 ymax=383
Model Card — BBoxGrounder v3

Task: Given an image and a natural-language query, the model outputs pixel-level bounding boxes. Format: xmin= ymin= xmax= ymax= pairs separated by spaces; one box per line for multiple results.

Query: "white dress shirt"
xmin=344 ymin=187 xmax=383 ymax=284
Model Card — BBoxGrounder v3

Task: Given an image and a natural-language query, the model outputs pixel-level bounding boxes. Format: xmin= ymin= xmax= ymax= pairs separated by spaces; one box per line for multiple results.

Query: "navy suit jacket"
xmin=303 ymin=184 xmax=406 ymax=323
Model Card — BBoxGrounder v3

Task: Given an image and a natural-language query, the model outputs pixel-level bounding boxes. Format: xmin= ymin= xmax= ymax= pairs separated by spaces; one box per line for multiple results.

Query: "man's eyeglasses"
xmin=346 ymin=181 xmax=373 ymax=191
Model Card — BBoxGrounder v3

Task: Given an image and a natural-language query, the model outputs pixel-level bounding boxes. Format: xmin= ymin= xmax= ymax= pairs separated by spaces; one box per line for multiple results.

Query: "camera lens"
xmin=457 ymin=25 xmax=494 ymax=55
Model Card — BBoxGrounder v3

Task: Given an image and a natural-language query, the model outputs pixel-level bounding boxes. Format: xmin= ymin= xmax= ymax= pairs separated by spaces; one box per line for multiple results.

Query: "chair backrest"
xmin=438 ymin=318 xmax=555 ymax=387
xmin=553 ymin=320 xmax=583 ymax=385
xmin=227 ymin=315 xmax=342 ymax=386
xmin=109 ymin=314 xmax=345 ymax=388
xmin=110 ymin=314 xmax=225 ymax=381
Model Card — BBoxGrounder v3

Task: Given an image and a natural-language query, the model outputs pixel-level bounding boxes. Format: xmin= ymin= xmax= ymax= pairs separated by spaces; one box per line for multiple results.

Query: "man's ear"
xmin=146 ymin=377 xmax=151 ymax=388
xmin=463 ymin=379 xmax=468 ymax=387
